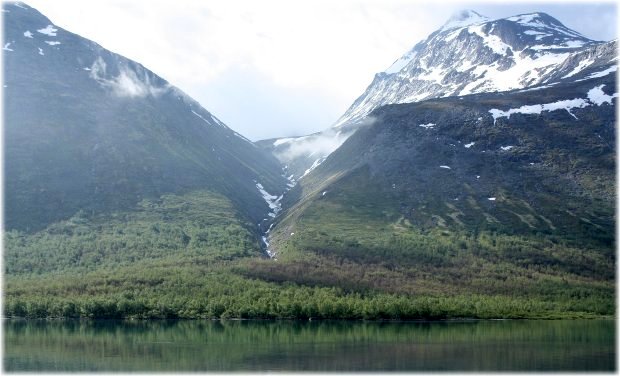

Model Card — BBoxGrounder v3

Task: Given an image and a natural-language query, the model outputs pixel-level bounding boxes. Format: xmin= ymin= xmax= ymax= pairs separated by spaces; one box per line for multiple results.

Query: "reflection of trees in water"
xmin=4 ymin=319 xmax=615 ymax=372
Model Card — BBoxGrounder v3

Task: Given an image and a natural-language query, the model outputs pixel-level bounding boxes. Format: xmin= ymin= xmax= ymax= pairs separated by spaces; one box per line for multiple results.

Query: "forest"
xmin=4 ymin=189 xmax=614 ymax=320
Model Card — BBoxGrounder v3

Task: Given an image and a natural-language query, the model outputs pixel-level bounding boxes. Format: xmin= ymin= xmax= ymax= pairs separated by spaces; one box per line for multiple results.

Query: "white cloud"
xmin=274 ymin=116 xmax=376 ymax=162
xmin=89 ymin=57 xmax=169 ymax=98
xmin=25 ymin=0 xmax=448 ymax=135
xmin=24 ymin=0 xmax=618 ymax=140
xmin=276 ymin=129 xmax=352 ymax=162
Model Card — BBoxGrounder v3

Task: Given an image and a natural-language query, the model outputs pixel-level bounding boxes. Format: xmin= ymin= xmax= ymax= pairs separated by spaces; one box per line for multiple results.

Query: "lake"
xmin=3 ymin=319 xmax=614 ymax=372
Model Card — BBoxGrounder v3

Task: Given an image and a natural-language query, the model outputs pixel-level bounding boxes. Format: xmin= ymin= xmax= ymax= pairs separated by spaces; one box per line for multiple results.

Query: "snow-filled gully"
xmin=255 ymin=171 xmax=297 ymax=259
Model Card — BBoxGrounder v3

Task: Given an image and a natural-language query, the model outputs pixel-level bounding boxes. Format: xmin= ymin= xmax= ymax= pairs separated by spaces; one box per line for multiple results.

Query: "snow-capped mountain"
xmin=262 ymin=10 xmax=616 ymax=179
xmin=334 ymin=10 xmax=617 ymax=126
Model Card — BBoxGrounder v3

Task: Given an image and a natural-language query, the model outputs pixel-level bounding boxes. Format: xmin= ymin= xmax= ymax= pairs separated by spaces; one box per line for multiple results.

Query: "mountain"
xmin=263 ymin=11 xmax=617 ymax=178
xmin=2 ymin=2 xmax=287 ymax=232
xmin=254 ymin=70 xmax=616 ymax=316
xmin=335 ymin=10 xmax=616 ymax=126
xmin=4 ymin=2 xmax=312 ymax=320
xmin=256 ymin=12 xmax=616 ymax=318
xmin=3 ymin=3 xmax=615 ymax=321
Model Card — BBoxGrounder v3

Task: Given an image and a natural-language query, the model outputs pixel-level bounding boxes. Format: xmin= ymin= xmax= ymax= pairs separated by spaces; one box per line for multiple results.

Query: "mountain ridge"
xmin=262 ymin=10 xmax=616 ymax=181
xmin=334 ymin=10 xmax=609 ymax=127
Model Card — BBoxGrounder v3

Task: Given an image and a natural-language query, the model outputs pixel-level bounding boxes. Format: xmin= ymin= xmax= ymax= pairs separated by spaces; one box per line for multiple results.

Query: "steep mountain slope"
xmin=251 ymin=71 xmax=616 ymax=316
xmin=3 ymin=2 xmax=287 ymax=232
xmin=278 ymin=74 xmax=616 ymax=240
xmin=263 ymin=11 xmax=617 ymax=178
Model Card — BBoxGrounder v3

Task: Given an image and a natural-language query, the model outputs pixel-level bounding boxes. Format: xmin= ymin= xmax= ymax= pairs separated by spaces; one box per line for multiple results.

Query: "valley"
xmin=2 ymin=1 xmax=616 ymax=323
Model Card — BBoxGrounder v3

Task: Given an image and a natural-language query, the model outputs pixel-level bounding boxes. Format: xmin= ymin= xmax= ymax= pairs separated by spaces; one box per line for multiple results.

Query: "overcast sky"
xmin=25 ymin=0 xmax=618 ymax=140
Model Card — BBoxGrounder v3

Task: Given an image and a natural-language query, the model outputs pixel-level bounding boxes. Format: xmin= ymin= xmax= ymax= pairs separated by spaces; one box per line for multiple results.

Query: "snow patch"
xmin=45 ymin=41 xmax=60 ymax=46
xmin=582 ymin=65 xmax=617 ymax=80
xmin=300 ymin=157 xmax=326 ymax=179
xmin=439 ymin=165 xmax=451 ymax=169
xmin=523 ymin=30 xmax=546 ymax=36
xmin=464 ymin=142 xmax=475 ymax=148
xmin=587 ymin=85 xmax=618 ymax=105
xmin=488 ymin=197 xmax=496 ymax=201
xmin=385 ymin=50 xmax=417 ymax=74
xmin=38 ymin=47 xmax=44 ymax=55
xmin=468 ymin=24 xmax=511 ymax=55
xmin=209 ymin=114 xmax=227 ymax=128
xmin=500 ymin=146 xmax=514 ymax=151
xmin=37 ymin=25 xmax=58 ymax=36
xmin=191 ymin=110 xmax=215 ymax=126
xmin=489 ymin=98 xmax=589 ymax=124
xmin=562 ymin=58 xmax=594 ymax=79
xmin=490 ymin=85 xmax=618 ymax=124
xmin=255 ymin=182 xmax=282 ymax=218
xmin=419 ymin=123 xmax=435 ymax=129
xmin=261 ymin=236 xmax=275 ymax=258
xmin=232 ymin=131 xmax=253 ymax=144
xmin=23 ymin=30 xmax=33 ymax=38
xmin=3 ymin=42 xmax=14 ymax=51
xmin=563 ymin=40 xmax=585 ymax=48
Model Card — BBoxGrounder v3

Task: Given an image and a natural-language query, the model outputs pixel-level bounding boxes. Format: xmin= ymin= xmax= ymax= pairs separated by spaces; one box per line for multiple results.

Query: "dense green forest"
xmin=3 ymin=189 xmax=614 ymax=320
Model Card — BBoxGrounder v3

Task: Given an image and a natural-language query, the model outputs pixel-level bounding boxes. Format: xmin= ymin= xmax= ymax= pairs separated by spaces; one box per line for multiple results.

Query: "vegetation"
xmin=3 ymin=189 xmax=614 ymax=320
xmin=260 ymin=166 xmax=614 ymax=319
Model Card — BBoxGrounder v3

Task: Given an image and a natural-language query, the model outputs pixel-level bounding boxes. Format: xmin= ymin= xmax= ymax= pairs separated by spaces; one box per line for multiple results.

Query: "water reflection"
xmin=4 ymin=319 xmax=615 ymax=372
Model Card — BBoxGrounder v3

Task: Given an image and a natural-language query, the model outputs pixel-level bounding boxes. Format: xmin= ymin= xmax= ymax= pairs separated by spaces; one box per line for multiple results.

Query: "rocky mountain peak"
xmin=440 ymin=9 xmax=489 ymax=31
xmin=333 ymin=10 xmax=614 ymax=127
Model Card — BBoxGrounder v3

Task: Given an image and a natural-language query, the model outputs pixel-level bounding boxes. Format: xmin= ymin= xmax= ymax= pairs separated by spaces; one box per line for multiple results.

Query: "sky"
xmin=24 ymin=0 xmax=618 ymax=140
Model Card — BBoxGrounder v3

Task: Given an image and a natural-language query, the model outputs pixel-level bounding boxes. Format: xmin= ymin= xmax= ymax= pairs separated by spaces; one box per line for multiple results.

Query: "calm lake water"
xmin=3 ymin=319 xmax=615 ymax=372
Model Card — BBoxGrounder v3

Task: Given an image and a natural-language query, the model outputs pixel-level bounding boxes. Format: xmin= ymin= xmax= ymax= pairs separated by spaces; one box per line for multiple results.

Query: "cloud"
xmin=26 ymin=0 xmax=449 ymax=132
xmin=89 ymin=57 xmax=169 ymax=98
xmin=191 ymin=65 xmax=344 ymax=140
xmin=275 ymin=129 xmax=353 ymax=161
xmin=273 ymin=116 xmax=377 ymax=161
xmin=25 ymin=0 xmax=619 ymax=139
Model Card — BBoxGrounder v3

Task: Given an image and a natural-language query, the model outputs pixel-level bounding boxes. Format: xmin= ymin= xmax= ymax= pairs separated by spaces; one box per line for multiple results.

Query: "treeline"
xmin=4 ymin=282 xmax=609 ymax=320
xmin=5 ymin=253 xmax=612 ymax=321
